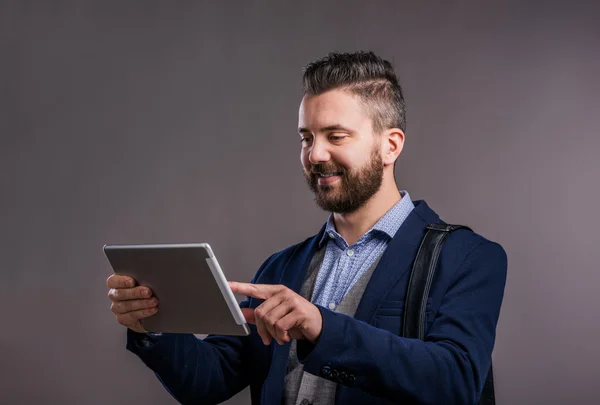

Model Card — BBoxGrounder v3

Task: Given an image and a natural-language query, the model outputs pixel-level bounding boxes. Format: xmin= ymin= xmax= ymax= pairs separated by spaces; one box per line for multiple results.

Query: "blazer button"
xmin=140 ymin=337 xmax=153 ymax=347
xmin=320 ymin=366 xmax=332 ymax=378
xmin=329 ymin=369 xmax=339 ymax=380
xmin=339 ymin=371 xmax=348 ymax=383
xmin=347 ymin=374 xmax=356 ymax=384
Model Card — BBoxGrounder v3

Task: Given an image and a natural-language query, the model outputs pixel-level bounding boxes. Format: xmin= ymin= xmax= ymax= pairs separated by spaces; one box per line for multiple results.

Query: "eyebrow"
xmin=298 ymin=124 xmax=355 ymax=134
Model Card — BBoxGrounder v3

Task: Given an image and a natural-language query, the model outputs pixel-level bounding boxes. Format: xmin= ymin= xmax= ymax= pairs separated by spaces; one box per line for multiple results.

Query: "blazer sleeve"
xmin=125 ymin=253 xmax=276 ymax=405
xmin=298 ymin=240 xmax=508 ymax=405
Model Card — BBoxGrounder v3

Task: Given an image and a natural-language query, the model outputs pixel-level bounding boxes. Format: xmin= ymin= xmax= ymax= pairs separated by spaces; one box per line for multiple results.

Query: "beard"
xmin=303 ymin=146 xmax=384 ymax=214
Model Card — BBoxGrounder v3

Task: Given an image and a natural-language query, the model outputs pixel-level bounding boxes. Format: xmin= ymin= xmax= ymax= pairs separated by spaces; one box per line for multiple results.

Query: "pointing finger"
xmin=228 ymin=282 xmax=285 ymax=300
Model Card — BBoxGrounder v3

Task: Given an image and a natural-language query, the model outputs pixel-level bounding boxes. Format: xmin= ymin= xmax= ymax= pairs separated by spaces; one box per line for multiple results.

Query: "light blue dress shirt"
xmin=311 ymin=191 xmax=415 ymax=310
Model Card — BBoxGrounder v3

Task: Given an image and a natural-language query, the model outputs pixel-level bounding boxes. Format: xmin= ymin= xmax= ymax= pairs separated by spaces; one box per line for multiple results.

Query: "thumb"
xmin=240 ymin=308 xmax=256 ymax=324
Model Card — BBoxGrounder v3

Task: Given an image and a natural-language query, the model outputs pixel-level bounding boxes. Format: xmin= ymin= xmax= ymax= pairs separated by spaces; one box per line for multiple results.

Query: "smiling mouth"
xmin=315 ymin=172 xmax=343 ymax=178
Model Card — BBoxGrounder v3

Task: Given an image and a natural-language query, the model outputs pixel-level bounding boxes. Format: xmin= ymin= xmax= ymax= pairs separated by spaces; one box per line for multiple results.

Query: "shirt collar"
xmin=318 ymin=190 xmax=414 ymax=248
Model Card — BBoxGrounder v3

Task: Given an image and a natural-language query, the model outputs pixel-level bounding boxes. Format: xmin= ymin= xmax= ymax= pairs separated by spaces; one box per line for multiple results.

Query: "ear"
xmin=381 ymin=128 xmax=405 ymax=166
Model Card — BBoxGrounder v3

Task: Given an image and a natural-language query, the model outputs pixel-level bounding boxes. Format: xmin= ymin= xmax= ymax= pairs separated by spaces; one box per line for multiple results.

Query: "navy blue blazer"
xmin=127 ymin=200 xmax=507 ymax=405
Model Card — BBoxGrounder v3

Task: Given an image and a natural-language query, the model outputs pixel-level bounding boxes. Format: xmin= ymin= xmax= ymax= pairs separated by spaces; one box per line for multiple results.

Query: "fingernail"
xmin=143 ymin=288 xmax=150 ymax=297
xmin=126 ymin=279 xmax=134 ymax=287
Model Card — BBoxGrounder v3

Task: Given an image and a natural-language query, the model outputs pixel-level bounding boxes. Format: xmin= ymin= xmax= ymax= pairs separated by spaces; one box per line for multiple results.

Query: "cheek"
xmin=333 ymin=152 xmax=359 ymax=170
xmin=300 ymin=149 xmax=311 ymax=169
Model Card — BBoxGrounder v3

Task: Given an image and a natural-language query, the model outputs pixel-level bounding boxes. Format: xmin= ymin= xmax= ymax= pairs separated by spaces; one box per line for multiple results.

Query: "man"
xmin=107 ymin=51 xmax=507 ymax=405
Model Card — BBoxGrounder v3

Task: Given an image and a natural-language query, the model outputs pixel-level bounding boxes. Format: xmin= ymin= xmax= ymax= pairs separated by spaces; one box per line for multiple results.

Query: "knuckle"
xmin=263 ymin=313 xmax=275 ymax=325
xmin=274 ymin=319 xmax=286 ymax=330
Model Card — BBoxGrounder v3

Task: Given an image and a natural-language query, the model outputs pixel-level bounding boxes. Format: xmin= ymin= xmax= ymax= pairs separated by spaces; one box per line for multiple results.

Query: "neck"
xmin=333 ymin=179 xmax=401 ymax=246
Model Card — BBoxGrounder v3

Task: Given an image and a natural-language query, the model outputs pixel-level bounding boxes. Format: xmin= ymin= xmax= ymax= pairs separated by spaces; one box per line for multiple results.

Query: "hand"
xmin=106 ymin=274 xmax=158 ymax=333
xmin=228 ymin=282 xmax=322 ymax=346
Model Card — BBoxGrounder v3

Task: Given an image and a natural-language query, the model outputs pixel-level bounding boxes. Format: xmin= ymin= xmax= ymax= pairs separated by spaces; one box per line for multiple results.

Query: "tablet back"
xmin=104 ymin=243 xmax=250 ymax=336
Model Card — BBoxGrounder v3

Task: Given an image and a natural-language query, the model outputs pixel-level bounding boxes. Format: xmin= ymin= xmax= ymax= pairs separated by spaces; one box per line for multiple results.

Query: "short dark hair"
xmin=302 ymin=51 xmax=406 ymax=133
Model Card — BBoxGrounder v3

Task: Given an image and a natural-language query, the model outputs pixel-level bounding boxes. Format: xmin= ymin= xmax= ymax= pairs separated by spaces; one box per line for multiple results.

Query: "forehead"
xmin=298 ymin=89 xmax=371 ymax=129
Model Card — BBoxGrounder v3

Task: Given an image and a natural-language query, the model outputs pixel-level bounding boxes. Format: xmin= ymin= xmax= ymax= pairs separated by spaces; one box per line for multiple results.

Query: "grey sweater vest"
xmin=283 ymin=246 xmax=383 ymax=405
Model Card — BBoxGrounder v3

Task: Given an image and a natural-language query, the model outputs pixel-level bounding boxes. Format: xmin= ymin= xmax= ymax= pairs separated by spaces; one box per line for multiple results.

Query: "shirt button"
xmin=347 ymin=249 xmax=354 ymax=256
xmin=328 ymin=232 xmax=335 ymax=239
xmin=328 ymin=302 xmax=336 ymax=310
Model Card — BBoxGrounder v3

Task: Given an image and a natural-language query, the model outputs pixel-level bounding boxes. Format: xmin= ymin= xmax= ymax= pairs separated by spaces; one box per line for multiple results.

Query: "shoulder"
xmin=445 ymin=227 xmax=506 ymax=263
xmin=412 ymin=199 xmax=507 ymax=270
xmin=445 ymin=227 xmax=503 ymax=257
xmin=438 ymin=227 xmax=508 ymax=290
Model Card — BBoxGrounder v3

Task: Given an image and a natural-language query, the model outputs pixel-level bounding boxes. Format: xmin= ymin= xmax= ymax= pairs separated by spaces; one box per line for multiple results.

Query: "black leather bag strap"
xmin=402 ymin=224 xmax=470 ymax=339
xmin=402 ymin=223 xmax=496 ymax=405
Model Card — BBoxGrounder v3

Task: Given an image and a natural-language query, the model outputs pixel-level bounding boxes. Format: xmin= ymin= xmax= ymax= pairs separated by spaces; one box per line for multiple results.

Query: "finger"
xmin=268 ymin=303 xmax=296 ymax=344
xmin=240 ymin=308 xmax=288 ymax=344
xmin=115 ymin=307 xmax=158 ymax=327
xmin=257 ymin=294 xmax=295 ymax=345
xmin=228 ymin=282 xmax=285 ymax=300
xmin=253 ymin=290 xmax=289 ymax=322
xmin=106 ymin=274 xmax=136 ymax=289
xmin=240 ymin=308 xmax=256 ymax=324
xmin=275 ymin=311 xmax=302 ymax=340
xmin=111 ymin=298 xmax=158 ymax=315
xmin=108 ymin=286 xmax=152 ymax=301
xmin=255 ymin=314 xmax=272 ymax=346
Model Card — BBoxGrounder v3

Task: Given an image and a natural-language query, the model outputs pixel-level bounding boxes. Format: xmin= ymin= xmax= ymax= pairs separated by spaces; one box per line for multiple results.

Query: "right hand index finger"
xmin=106 ymin=274 xmax=136 ymax=289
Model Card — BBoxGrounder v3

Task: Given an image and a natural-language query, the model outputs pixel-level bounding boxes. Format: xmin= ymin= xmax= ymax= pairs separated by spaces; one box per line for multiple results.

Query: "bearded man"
xmin=107 ymin=51 xmax=507 ymax=405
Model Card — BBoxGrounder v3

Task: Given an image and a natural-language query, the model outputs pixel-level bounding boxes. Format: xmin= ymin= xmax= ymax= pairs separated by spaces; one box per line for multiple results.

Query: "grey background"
xmin=1 ymin=1 xmax=599 ymax=404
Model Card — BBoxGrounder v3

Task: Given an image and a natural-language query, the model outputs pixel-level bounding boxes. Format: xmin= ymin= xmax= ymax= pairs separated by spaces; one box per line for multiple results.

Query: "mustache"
xmin=310 ymin=164 xmax=345 ymax=175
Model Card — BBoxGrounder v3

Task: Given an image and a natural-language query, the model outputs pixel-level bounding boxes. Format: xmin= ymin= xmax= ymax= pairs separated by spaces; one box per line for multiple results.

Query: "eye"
xmin=300 ymin=136 xmax=313 ymax=144
xmin=329 ymin=134 xmax=346 ymax=141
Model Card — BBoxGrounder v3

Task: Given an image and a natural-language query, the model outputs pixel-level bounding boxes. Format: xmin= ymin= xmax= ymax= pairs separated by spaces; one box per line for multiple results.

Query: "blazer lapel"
xmin=261 ymin=224 xmax=325 ymax=404
xmin=353 ymin=200 xmax=438 ymax=324
xmin=281 ymin=223 xmax=326 ymax=292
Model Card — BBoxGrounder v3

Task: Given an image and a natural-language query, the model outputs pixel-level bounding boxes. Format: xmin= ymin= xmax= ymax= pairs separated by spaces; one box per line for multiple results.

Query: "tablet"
xmin=103 ymin=243 xmax=250 ymax=336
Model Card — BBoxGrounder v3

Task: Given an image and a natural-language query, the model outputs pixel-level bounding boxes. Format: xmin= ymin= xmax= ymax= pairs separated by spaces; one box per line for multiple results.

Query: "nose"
xmin=308 ymin=139 xmax=331 ymax=164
